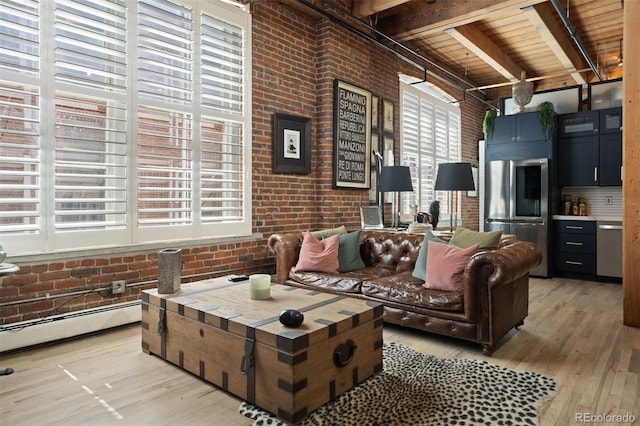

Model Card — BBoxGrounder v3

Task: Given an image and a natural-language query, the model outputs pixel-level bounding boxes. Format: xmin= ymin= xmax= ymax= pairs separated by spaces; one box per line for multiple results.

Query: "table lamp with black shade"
xmin=378 ymin=166 xmax=413 ymax=229
xmin=434 ymin=162 xmax=475 ymax=232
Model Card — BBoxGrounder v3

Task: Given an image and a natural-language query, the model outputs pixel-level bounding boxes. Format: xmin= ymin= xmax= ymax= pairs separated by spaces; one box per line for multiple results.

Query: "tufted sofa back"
xmin=359 ymin=230 xmax=425 ymax=273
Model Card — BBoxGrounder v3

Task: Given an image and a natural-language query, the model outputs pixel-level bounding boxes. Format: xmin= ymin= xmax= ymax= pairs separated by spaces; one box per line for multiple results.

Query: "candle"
xmin=249 ymin=274 xmax=271 ymax=300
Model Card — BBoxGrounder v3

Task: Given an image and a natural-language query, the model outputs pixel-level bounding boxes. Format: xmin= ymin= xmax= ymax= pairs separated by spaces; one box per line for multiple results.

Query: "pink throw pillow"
xmin=423 ymin=241 xmax=479 ymax=292
xmin=294 ymin=232 xmax=340 ymax=273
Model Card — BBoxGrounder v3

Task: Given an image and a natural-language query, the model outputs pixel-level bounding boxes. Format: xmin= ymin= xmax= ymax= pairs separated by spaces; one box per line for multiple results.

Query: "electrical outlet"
xmin=111 ymin=280 xmax=126 ymax=294
xmin=605 ymin=196 xmax=613 ymax=205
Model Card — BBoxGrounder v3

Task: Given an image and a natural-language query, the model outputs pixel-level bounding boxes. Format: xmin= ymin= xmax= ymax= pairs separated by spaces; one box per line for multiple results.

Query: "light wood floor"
xmin=1 ymin=277 xmax=638 ymax=425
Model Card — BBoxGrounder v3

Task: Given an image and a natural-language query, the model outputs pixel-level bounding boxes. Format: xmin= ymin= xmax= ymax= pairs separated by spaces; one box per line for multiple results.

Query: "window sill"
xmin=6 ymin=233 xmax=264 ymax=264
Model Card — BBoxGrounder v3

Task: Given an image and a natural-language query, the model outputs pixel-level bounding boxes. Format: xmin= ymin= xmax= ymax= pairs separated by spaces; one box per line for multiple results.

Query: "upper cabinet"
xmin=559 ymin=107 xmax=622 ymax=138
xmin=558 ymin=107 xmax=622 ymax=187
xmin=485 ymin=111 xmax=556 ymax=161
xmin=598 ymin=108 xmax=623 ymax=134
xmin=487 ymin=111 xmax=549 ymax=144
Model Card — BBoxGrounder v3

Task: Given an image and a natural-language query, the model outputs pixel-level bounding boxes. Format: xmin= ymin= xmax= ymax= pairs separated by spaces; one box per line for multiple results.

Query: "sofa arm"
xmin=465 ymin=241 xmax=542 ymax=287
xmin=267 ymin=233 xmax=303 ymax=284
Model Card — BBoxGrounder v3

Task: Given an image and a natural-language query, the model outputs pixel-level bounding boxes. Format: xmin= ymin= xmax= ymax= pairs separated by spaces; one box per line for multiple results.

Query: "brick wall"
xmin=0 ymin=0 xmax=486 ymax=326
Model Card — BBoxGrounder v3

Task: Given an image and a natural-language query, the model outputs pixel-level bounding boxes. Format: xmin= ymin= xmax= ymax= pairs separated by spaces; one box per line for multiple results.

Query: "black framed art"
xmin=371 ymin=95 xmax=379 ymax=129
xmin=333 ymin=79 xmax=372 ymax=189
xmin=368 ymin=132 xmax=380 ymax=204
xmin=382 ymin=99 xmax=394 ymax=134
xmin=273 ymin=113 xmax=312 ymax=174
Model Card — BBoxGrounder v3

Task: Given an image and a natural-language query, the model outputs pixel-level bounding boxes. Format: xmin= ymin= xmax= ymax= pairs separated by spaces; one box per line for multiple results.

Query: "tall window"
xmin=0 ymin=0 xmax=251 ymax=255
xmin=400 ymin=76 xmax=460 ymax=221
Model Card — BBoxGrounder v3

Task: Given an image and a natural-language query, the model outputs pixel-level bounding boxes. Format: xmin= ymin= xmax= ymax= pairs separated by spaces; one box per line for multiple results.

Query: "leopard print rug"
xmin=239 ymin=342 xmax=557 ymax=426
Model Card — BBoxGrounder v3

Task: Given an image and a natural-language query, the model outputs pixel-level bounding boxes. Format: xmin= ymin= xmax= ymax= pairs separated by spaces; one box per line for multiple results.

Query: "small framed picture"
xmin=383 ymin=133 xmax=394 ymax=203
xmin=361 ymin=206 xmax=383 ymax=229
xmin=371 ymin=95 xmax=379 ymax=129
xmin=368 ymin=169 xmax=378 ymax=205
xmin=383 ymin=134 xmax=394 ymax=166
xmin=371 ymin=132 xmax=379 ymax=159
xmin=273 ymin=113 xmax=311 ymax=174
xmin=382 ymin=99 xmax=394 ymax=134
xmin=468 ymin=167 xmax=478 ymax=197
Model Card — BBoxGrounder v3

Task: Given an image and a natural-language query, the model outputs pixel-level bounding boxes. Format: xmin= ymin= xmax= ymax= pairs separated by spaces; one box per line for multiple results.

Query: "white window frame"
xmin=399 ymin=75 xmax=461 ymax=224
xmin=0 ymin=0 xmax=252 ymax=256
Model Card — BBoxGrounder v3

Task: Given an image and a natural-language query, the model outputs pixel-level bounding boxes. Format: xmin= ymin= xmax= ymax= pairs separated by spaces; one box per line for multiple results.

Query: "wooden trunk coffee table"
xmin=141 ymin=276 xmax=383 ymax=424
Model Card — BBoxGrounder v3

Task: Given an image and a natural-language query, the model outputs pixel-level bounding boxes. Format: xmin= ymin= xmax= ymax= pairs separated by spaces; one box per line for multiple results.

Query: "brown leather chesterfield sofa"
xmin=267 ymin=230 xmax=542 ymax=355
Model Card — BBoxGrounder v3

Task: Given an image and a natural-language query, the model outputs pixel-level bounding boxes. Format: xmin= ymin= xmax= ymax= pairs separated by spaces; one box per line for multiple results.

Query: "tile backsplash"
xmin=560 ymin=187 xmax=622 ymax=217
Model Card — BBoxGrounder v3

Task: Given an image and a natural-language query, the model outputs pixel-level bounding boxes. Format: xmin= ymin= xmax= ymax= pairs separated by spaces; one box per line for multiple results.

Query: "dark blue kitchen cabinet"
xmin=558 ymin=136 xmax=599 ymax=186
xmin=554 ymin=220 xmax=596 ymax=279
xmin=487 ymin=111 xmax=549 ymax=144
xmin=558 ymin=111 xmax=599 ymax=138
xmin=486 ymin=111 xmax=555 ymax=161
xmin=598 ymin=107 xmax=623 ymax=135
xmin=487 ymin=115 xmax=516 ymax=143
xmin=599 ymin=133 xmax=623 ymax=186
xmin=558 ymin=107 xmax=622 ymax=187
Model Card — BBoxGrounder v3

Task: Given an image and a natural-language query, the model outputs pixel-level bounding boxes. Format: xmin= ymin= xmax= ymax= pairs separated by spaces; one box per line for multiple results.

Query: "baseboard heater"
xmin=0 ymin=301 xmax=141 ymax=352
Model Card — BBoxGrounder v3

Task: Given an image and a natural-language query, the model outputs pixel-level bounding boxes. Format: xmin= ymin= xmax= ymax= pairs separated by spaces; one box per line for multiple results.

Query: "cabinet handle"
xmin=566 ymin=260 xmax=583 ymax=266
xmin=516 ymin=136 xmax=521 ymax=141
xmin=511 ymin=136 xmax=516 ymax=141
xmin=594 ymin=128 xmax=599 ymax=134
xmin=566 ymin=226 xmax=583 ymax=230
xmin=565 ymin=241 xmax=583 ymax=246
xmin=594 ymin=166 xmax=598 ymax=182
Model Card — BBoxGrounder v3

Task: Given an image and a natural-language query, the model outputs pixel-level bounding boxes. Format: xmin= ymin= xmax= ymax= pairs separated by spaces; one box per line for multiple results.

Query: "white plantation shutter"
xmin=201 ymin=14 xmax=244 ymax=114
xmin=0 ymin=1 xmax=41 ymax=242
xmin=400 ymin=79 xmax=460 ymax=218
xmin=137 ymin=0 xmax=193 ymax=228
xmin=136 ymin=108 xmax=193 ymax=226
xmin=200 ymin=117 xmax=244 ymax=222
xmin=0 ymin=0 xmax=251 ymax=255
xmin=400 ymin=92 xmax=419 ymax=214
xmin=0 ymin=85 xmax=40 ymax=235
xmin=448 ymin=111 xmax=460 ymax=163
xmin=137 ymin=0 xmax=192 ymax=104
xmin=0 ymin=0 xmax=40 ymax=77
xmin=200 ymin=12 xmax=245 ymax=223
xmin=53 ymin=0 xmax=128 ymax=238
xmin=54 ymin=0 xmax=127 ymax=93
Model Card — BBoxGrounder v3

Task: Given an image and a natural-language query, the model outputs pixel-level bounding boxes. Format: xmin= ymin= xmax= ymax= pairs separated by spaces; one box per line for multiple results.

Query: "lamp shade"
xmin=378 ymin=166 xmax=413 ymax=192
xmin=434 ymin=162 xmax=475 ymax=191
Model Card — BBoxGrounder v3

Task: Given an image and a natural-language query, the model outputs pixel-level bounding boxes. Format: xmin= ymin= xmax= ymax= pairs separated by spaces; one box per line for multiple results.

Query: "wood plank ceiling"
xmin=289 ymin=0 xmax=625 ymax=100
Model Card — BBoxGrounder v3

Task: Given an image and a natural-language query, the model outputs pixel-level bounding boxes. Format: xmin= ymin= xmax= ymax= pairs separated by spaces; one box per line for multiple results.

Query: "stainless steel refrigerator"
xmin=484 ymin=158 xmax=550 ymax=277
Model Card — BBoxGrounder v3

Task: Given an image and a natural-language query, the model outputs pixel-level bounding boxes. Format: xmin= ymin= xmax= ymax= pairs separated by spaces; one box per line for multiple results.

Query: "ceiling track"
xmin=549 ymin=0 xmax=603 ymax=81
xmin=294 ymin=0 xmax=499 ymax=110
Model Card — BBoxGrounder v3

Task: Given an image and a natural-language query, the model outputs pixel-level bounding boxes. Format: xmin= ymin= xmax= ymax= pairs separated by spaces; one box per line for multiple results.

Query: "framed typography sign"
xmin=333 ymin=79 xmax=372 ymax=189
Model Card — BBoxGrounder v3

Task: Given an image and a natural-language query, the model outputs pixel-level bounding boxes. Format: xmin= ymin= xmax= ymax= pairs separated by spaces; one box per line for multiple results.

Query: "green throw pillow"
xmin=449 ymin=227 xmax=502 ymax=251
xmin=337 ymin=231 xmax=365 ymax=272
xmin=411 ymin=231 xmax=445 ymax=280
xmin=311 ymin=225 xmax=347 ymax=240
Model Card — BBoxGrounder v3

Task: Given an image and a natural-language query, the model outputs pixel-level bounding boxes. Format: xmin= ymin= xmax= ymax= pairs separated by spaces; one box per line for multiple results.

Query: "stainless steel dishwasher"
xmin=597 ymin=221 xmax=623 ymax=279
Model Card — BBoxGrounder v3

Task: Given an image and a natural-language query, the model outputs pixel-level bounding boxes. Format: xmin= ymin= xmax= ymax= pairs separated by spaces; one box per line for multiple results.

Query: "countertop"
xmin=552 ymin=215 xmax=622 ymax=222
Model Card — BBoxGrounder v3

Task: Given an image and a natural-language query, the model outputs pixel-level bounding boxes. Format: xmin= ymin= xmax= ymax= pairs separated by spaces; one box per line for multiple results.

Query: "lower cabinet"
xmin=554 ymin=220 xmax=596 ymax=278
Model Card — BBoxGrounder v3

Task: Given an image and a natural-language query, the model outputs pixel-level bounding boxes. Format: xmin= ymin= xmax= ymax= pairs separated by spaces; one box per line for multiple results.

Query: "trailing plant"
xmin=482 ymin=109 xmax=498 ymax=140
xmin=536 ymin=101 xmax=555 ymax=138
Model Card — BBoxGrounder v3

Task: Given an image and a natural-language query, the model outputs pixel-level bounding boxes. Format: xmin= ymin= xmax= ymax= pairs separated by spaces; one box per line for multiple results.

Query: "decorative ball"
xmin=279 ymin=309 xmax=304 ymax=327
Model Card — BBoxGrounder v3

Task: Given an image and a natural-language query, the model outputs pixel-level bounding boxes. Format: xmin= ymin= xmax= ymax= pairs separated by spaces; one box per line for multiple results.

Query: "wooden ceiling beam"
xmin=352 ymin=0 xmax=413 ymax=18
xmin=378 ymin=0 xmax=547 ymax=39
xmin=521 ymin=3 xmax=588 ymax=85
xmin=445 ymin=23 xmax=523 ymax=82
